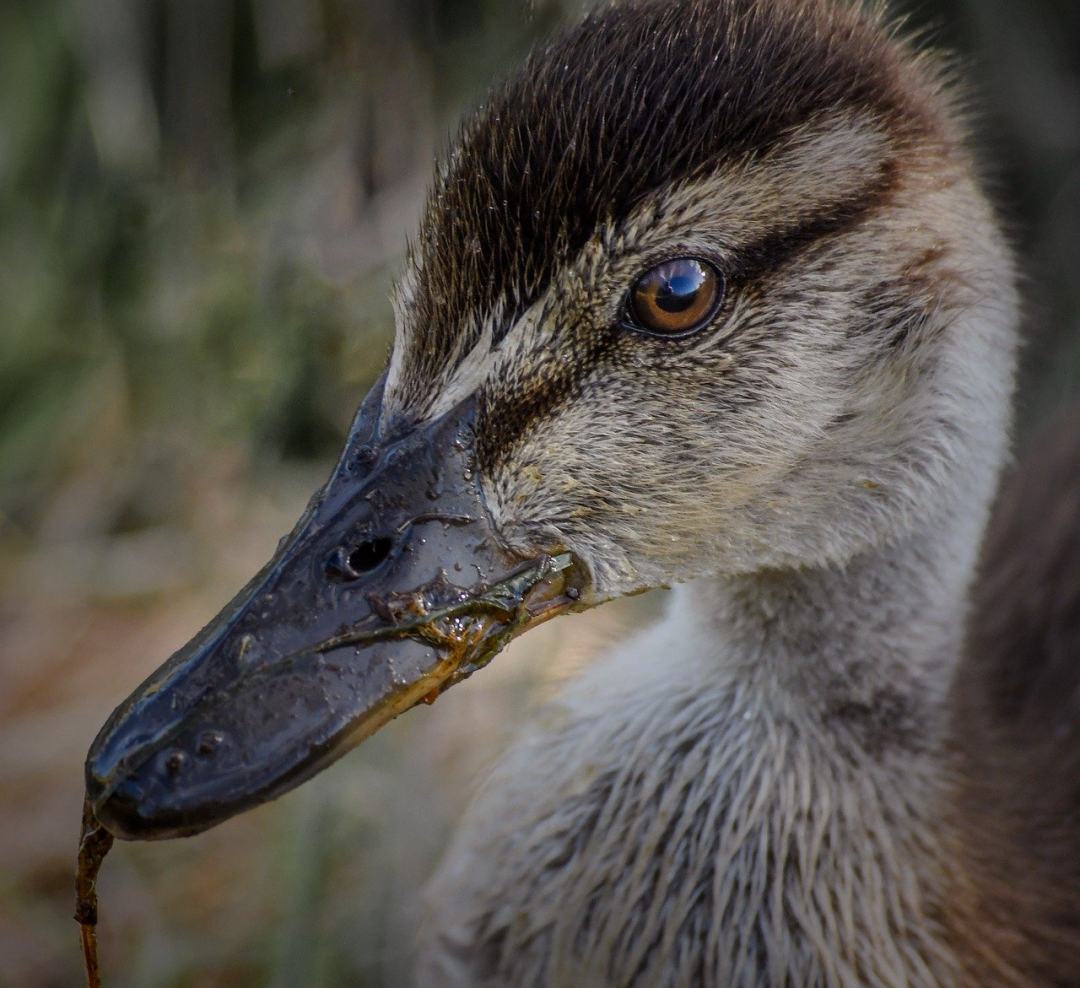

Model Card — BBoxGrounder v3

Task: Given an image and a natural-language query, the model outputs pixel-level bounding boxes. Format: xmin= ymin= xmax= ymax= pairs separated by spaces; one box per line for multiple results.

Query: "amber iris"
xmin=629 ymin=258 xmax=721 ymax=335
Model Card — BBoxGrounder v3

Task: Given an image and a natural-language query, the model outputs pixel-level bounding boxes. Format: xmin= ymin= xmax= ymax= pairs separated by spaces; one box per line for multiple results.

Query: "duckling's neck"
xmin=630 ymin=513 xmax=989 ymax=983
xmin=683 ymin=507 xmax=985 ymax=751
xmin=418 ymin=508 xmax=990 ymax=986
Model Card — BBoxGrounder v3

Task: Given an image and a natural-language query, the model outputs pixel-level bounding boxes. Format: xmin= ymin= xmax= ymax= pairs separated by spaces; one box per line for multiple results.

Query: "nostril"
xmin=197 ymin=730 xmax=225 ymax=756
xmin=325 ymin=537 xmax=394 ymax=582
xmin=348 ymin=537 xmax=393 ymax=573
xmin=162 ymin=750 xmax=188 ymax=777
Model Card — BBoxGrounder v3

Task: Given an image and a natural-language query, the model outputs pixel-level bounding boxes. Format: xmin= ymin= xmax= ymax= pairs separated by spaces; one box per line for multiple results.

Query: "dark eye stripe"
xmin=727 ymin=162 xmax=898 ymax=286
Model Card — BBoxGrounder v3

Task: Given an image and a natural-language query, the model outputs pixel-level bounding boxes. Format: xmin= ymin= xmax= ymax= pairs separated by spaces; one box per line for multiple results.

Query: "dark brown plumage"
xmin=953 ymin=405 xmax=1080 ymax=985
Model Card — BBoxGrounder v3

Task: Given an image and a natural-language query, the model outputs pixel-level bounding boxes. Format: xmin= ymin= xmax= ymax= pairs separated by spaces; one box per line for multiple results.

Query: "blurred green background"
xmin=0 ymin=1 xmax=1077 ymax=985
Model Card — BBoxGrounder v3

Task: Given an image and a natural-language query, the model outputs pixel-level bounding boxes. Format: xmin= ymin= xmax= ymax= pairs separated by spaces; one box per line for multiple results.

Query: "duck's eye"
xmin=628 ymin=258 xmax=722 ymax=336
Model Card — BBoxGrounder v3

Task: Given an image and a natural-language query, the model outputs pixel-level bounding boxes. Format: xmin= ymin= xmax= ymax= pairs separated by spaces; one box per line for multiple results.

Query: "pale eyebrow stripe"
xmin=646 ymin=113 xmax=896 ymax=252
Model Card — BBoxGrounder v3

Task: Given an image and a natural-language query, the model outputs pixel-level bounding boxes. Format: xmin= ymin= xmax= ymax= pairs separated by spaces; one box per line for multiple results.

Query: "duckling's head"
xmin=387 ymin=0 xmax=1017 ymax=596
xmin=86 ymin=0 xmax=1017 ymax=838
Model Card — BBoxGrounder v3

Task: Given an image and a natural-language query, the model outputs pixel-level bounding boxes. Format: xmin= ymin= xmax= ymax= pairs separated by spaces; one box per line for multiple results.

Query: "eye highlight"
xmin=627 ymin=258 xmax=722 ymax=336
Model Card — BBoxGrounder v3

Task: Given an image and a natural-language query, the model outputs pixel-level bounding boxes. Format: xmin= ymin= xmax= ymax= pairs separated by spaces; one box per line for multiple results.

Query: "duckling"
xmin=84 ymin=0 xmax=1079 ymax=985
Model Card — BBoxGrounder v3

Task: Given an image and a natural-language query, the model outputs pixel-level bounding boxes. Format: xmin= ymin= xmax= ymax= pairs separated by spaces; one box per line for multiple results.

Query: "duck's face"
xmin=387 ymin=0 xmax=997 ymax=597
xmin=391 ymin=114 xmax=944 ymax=597
xmin=85 ymin=0 xmax=1013 ymax=840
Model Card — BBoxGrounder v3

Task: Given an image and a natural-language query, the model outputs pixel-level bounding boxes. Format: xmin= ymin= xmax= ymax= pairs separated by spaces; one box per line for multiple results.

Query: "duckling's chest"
xmin=418 ymin=647 xmax=959 ymax=988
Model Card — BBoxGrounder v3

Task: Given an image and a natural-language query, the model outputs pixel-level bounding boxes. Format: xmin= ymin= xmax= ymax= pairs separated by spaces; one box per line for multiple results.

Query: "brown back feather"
xmin=952 ymin=405 xmax=1080 ymax=984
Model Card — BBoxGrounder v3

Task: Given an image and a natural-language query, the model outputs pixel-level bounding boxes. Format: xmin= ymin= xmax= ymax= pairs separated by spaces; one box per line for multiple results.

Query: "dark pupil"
xmin=655 ymin=263 xmax=705 ymax=313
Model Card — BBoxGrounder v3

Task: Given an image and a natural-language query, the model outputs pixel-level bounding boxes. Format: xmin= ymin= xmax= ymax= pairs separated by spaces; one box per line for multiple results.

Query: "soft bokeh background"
xmin=1 ymin=1 xmax=1077 ymax=985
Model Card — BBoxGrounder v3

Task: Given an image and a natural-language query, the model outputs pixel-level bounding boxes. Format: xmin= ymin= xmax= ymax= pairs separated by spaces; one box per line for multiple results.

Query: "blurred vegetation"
xmin=0 ymin=0 xmax=1076 ymax=986
xmin=904 ymin=0 xmax=1080 ymax=428
xmin=0 ymin=0 xmax=578 ymax=546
